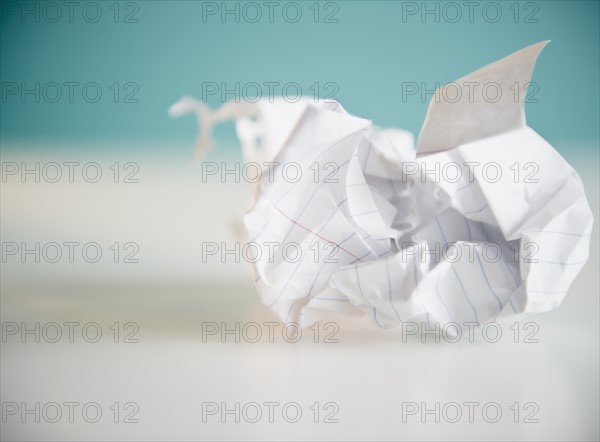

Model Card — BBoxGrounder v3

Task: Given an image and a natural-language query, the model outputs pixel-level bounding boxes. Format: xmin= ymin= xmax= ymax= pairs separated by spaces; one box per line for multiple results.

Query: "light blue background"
xmin=1 ymin=0 xmax=599 ymax=152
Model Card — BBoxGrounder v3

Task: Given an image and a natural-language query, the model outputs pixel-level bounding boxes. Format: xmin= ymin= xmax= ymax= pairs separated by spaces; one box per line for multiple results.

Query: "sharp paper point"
xmin=416 ymin=41 xmax=550 ymax=156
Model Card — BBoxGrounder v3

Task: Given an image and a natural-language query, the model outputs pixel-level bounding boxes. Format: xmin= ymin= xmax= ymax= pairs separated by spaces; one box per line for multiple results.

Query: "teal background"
xmin=1 ymin=0 xmax=599 ymax=152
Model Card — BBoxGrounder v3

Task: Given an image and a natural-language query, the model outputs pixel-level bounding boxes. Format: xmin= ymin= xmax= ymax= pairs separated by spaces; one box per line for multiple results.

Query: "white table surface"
xmin=1 ymin=145 xmax=598 ymax=441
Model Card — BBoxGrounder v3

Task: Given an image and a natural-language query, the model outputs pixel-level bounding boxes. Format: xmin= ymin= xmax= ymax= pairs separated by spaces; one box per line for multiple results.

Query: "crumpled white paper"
xmin=170 ymin=41 xmax=593 ymax=329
